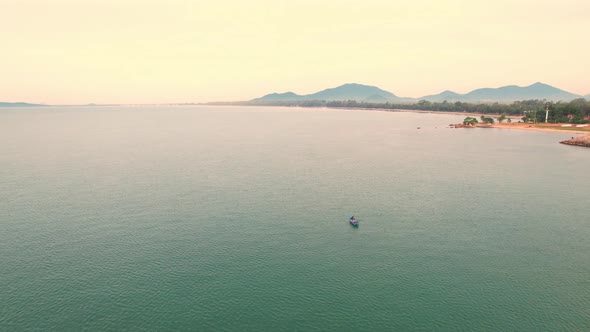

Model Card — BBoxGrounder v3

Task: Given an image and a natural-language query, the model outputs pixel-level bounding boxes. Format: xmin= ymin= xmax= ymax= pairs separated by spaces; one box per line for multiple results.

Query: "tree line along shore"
xmin=214 ymin=98 xmax=590 ymax=148
xmin=220 ymin=98 xmax=590 ymax=125
xmin=454 ymin=113 xmax=590 ymax=148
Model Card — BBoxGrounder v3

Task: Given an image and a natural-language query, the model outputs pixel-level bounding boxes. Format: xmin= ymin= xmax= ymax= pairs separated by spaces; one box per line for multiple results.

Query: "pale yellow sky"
xmin=1 ymin=0 xmax=589 ymax=104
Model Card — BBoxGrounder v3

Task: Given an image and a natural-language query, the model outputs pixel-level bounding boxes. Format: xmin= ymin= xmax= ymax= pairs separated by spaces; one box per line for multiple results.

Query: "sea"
xmin=1 ymin=106 xmax=589 ymax=331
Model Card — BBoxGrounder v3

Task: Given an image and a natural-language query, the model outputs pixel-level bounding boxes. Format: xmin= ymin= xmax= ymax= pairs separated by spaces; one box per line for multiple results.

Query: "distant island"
xmin=0 ymin=102 xmax=45 ymax=107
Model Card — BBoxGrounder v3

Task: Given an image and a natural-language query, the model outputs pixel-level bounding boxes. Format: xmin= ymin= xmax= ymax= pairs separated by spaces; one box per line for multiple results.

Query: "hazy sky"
xmin=1 ymin=0 xmax=589 ymax=104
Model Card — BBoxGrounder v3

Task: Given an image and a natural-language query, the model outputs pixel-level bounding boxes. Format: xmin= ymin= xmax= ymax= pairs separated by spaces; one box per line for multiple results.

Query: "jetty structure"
xmin=560 ymin=135 xmax=590 ymax=148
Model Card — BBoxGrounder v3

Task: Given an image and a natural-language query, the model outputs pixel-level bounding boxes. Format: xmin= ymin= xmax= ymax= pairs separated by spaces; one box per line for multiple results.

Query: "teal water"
xmin=1 ymin=106 xmax=589 ymax=331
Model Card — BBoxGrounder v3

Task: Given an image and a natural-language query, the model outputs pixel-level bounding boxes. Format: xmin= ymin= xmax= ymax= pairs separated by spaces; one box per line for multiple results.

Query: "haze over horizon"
xmin=2 ymin=0 xmax=589 ymax=104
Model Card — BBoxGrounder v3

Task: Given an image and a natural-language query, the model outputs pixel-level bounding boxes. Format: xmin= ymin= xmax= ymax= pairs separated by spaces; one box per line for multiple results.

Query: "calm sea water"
xmin=1 ymin=106 xmax=589 ymax=331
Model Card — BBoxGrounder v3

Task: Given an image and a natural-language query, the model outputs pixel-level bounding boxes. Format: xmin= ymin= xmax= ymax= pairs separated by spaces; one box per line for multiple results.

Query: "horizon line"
xmin=3 ymin=81 xmax=590 ymax=106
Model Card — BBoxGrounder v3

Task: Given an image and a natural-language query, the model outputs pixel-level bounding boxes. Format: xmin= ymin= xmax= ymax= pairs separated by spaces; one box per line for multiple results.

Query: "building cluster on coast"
xmin=448 ymin=119 xmax=590 ymax=148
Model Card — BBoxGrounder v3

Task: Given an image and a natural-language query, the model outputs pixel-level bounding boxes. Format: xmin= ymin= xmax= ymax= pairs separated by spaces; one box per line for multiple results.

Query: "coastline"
xmin=487 ymin=123 xmax=590 ymax=135
xmin=205 ymin=103 xmax=588 ymax=136
xmin=272 ymin=105 xmax=590 ymax=137
xmin=397 ymin=108 xmax=590 ymax=146
xmin=395 ymin=108 xmax=590 ymax=135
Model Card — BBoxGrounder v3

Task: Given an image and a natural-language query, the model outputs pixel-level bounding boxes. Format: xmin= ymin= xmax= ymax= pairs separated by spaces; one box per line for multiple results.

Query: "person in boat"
xmin=351 ymin=215 xmax=355 ymax=220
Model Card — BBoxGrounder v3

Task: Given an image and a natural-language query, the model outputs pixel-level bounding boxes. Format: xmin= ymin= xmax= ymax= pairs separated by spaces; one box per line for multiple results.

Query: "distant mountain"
xmin=419 ymin=90 xmax=462 ymax=102
xmin=420 ymin=83 xmax=581 ymax=103
xmin=254 ymin=83 xmax=404 ymax=102
xmin=585 ymin=94 xmax=590 ymax=100
xmin=0 ymin=102 xmax=45 ymax=107
xmin=305 ymin=83 xmax=399 ymax=101
xmin=253 ymin=82 xmax=581 ymax=104
xmin=254 ymin=92 xmax=303 ymax=101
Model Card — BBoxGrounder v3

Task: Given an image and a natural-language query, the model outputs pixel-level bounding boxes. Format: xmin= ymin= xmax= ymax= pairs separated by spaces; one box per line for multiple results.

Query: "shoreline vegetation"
xmin=3 ymin=99 xmax=589 ymax=145
xmin=449 ymin=113 xmax=590 ymax=148
xmin=205 ymin=98 xmax=590 ymax=124
xmin=208 ymin=98 xmax=590 ymax=125
xmin=452 ymin=115 xmax=590 ymax=134
xmin=209 ymin=99 xmax=590 ymax=146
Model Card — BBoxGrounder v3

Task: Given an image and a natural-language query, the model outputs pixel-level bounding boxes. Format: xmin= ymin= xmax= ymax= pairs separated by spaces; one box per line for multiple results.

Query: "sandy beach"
xmin=405 ymin=108 xmax=590 ymax=143
xmin=488 ymin=123 xmax=590 ymax=134
xmin=315 ymin=107 xmax=590 ymax=139
xmin=397 ymin=108 xmax=590 ymax=135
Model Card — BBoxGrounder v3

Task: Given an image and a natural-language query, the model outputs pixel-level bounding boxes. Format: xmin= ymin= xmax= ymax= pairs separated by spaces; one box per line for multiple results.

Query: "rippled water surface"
xmin=1 ymin=106 xmax=589 ymax=330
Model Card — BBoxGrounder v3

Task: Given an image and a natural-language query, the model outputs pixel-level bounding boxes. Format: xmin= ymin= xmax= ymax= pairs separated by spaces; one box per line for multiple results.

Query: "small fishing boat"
xmin=348 ymin=216 xmax=359 ymax=226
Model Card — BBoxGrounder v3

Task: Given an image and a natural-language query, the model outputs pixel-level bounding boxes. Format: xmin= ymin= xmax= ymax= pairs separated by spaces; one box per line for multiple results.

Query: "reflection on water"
xmin=1 ymin=106 xmax=589 ymax=330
